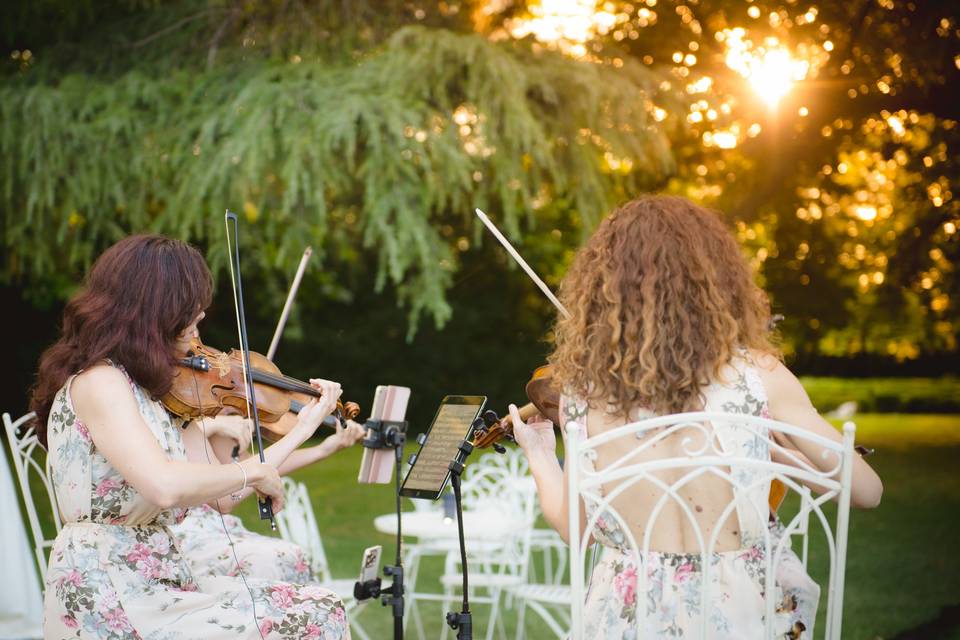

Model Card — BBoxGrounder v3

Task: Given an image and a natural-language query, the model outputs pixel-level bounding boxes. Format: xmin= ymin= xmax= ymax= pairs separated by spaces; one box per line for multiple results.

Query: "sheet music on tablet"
xmin=400 ymin=396 xmax=485 ymax=499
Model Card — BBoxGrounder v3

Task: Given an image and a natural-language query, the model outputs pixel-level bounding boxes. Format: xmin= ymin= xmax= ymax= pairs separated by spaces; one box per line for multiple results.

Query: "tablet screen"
xmin=400 ymin=395 xmax=485 ymax=499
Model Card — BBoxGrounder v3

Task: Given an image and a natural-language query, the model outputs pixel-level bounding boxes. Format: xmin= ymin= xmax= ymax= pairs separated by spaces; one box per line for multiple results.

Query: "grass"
xmin=16 ymin=413 xmax=960 ymax=639
xmin=799 ymin=377 xmax=960 ymax=414
xmin=796 ymin=416 xmax=960 ymax=640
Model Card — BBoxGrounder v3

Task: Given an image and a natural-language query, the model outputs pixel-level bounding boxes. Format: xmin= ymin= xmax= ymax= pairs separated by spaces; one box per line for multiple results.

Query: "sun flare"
xmin=720 ymin=29 xmax=810 ymax=108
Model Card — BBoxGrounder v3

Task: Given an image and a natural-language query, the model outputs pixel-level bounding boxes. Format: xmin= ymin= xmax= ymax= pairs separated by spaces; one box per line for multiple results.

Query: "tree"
xmin=1 ymin=0 xmax=675 ymax=331
xmin=479 ymin=0 xmax=959 ymax=359
xmin=2 ymin=0 xmax=958 ymax=361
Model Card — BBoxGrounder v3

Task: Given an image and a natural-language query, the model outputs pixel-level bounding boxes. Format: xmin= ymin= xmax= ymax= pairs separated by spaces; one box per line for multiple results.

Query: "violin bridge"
xmin=212 ymin=352 xmax=232 ymax=377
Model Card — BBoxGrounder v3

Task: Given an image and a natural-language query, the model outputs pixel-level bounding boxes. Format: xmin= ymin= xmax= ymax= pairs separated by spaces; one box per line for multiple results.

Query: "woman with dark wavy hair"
xmin=509 ymin=195 xmax=883 ymax=639
xmin=32 ymin=235 xmax=351 ymax=639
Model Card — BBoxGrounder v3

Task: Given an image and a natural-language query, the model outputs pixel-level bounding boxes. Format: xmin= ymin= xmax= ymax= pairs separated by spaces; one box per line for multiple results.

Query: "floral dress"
xmin=566 ymin=356 xmax=819 ymax=639
xmin=43 ymin=364 xmax=350 ymax=640
xmin=170 ymin=505 xmax=314 ymax=584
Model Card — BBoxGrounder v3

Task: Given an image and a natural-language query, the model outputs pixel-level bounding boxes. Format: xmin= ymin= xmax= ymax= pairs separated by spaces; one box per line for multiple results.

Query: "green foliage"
xmin=550 ymin=0 xmax=960 ymax=360
xmin=3 ymin=0 xmax=958 ymax=361
xmin=801 ymin=376 xmax=960 ymax=414
xmin=0 ymin=25 xmax=673 ymax=330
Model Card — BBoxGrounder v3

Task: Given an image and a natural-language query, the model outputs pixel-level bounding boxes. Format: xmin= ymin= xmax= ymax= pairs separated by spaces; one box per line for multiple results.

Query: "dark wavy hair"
xmin=549 ymin=195 xmax=778 ymax=417
xmin=30 ymin=235 xmax=213 ymax=445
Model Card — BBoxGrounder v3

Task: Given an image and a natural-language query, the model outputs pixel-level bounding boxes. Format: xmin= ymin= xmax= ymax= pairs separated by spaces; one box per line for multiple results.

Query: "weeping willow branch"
xmin=0 ymin=26 xmax=677 ymax=331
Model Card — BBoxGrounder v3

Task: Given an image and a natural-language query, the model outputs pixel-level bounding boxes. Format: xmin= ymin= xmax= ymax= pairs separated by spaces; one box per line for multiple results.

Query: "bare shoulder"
xmin=748 ymin=351 xmax=814 ymax=410
xmin=72 ymin=363 xmax=129 ymax=393
xmin=71 ymin=364 xmax=136 ymax=416
xmin=746 ymin=348 xmax=782 ymax=373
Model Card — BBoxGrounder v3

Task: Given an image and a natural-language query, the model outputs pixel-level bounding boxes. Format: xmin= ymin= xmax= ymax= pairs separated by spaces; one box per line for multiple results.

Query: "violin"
xmin=161 ymin=340 xmax=360 ymax=441
xmin=472 ymin=365 xmax=558 ymax=450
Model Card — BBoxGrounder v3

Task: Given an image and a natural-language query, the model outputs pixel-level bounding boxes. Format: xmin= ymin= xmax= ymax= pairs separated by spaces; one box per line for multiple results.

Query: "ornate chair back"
xmin=274 ymin=477 xmax=332 ymax=583
xmin=565 ymin=411 xmax=856 ymax=639
xmin=3 ymin=411 xmax=62 ymax=580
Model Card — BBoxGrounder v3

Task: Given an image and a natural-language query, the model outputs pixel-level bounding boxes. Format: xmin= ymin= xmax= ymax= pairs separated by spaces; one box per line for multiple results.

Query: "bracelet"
xmin=230 ymin=460 xmax=247 ymax=502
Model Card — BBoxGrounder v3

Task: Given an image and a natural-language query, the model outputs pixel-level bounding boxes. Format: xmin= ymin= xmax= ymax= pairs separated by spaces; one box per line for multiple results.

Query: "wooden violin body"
xmin=266 ymin=389 xmax=361 ymax=440
xmin=162 ymin=341 xmax=360 ymax=441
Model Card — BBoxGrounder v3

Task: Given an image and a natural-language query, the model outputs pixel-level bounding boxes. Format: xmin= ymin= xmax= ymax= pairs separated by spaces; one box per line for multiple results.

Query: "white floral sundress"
xmin=171 ymin=505 xmax=314 ymax=583
xmin=565 ymin=356 xmax=819 ymax=639
xmin=43 ymin=364 xmax=350 ymax=639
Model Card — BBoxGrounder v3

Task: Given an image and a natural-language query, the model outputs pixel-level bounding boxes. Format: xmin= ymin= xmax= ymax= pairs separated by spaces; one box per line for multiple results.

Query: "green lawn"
xmin=17 ymin=413 xmax=960 ymax=639
xmin=803 ymin=415 xmax=960 ymax=640
xmin=799 ymin=377 xmax=960 ymax=414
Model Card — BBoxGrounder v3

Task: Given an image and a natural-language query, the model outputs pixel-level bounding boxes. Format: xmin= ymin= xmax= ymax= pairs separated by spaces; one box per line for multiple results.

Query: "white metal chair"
xmin=565 ymin=411 xmax=856 ymax=639
xmin=402 ymin=510 xmax=468 ymax=640
xmin=510 ymin=574 xmax=571 ymax=639
xmin=3 ymin=411 xmax=61 ymax=580
xmin=274 ymin=477 xmax=372 ymax=640
xmin=435 ymin=448 xmax=539 ymax=640
xmin=508 ymin=536 xmax=573 ymax=640
xmin=527 ymin=527 xmax=568 ymax=586
xmin=401 ymin=448 xmax=524 ymax=639
xmin=508 ymin=489 xmax=573 ymax=640
xmin=0 ymin=411 xmax=44 ymax=638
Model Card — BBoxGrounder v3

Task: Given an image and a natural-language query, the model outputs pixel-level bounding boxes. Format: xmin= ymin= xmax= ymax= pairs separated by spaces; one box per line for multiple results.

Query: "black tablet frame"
xmin=399 ymin=395 xmax=486 ymax=500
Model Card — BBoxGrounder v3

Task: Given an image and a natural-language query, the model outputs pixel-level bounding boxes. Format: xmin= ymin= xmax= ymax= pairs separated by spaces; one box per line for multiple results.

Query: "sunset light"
xmin=720 ymin=29 xmax=810 ymax=108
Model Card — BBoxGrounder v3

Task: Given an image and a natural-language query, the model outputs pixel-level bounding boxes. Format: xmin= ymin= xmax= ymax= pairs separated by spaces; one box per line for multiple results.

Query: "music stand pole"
xmin=445 ymin=438 xmax=476 ymax=640
xmin=385 ymin=442 xmax=405 ymax=640
xmin=353 ymin=420 xmax=408 ymax=640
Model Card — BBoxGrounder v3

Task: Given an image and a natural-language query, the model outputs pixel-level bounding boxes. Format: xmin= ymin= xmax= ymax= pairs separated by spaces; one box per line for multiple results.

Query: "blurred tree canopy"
xmin=2 ymin=0 xmax=958 ymax=362
xmin=0 ymin=0 xmax=675 ymax=331
xmin=493 ymin=0 xmax=959 ymax=360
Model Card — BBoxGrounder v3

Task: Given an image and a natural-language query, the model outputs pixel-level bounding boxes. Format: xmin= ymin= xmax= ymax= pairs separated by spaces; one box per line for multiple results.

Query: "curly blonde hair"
xmin=548 ymin=195 xmax=777 ymax=416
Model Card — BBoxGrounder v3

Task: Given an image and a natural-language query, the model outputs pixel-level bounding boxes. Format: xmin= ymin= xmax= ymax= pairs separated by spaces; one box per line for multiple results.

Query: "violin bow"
xmin=266 ymin=246 xmax=313 ymax=362
xmin=474 ymin=208 xmax=571 ymax=320
xmin=265 ymin=245 xmax=347 ymax=428
xmin=224 ymin=210 xmax=276 ymax=529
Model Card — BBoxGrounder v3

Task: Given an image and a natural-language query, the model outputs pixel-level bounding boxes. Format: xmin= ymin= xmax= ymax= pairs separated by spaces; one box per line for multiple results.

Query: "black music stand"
xmin=443 ymin=434 xmax=479 ymax=640
xmin=353 ymin=419 xmax=408 ymax=640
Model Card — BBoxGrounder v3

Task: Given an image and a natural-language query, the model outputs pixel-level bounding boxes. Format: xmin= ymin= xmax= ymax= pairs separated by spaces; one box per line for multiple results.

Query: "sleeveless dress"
xmin=43 ymin=365 xmax=350 ymax=640
xmin=171 ymin=505 xmax=314 ymax=583
xmin=565 ymin=356 xmax=819 ymax=639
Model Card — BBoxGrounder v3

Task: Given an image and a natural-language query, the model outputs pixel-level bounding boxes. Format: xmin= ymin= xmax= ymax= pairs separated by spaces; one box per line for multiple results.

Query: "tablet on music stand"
xmin=399 ymin=395 xmax=485 ymax=500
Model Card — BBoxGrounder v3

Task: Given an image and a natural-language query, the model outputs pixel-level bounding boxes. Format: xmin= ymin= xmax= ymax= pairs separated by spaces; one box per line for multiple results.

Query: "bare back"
xmin=566 ymin=356 xmax=771 ymax=554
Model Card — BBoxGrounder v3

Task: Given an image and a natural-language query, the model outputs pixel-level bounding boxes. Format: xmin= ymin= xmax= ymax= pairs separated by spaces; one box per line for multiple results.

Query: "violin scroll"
xmin=472 ymin=364 xmax=560 ymax=451
xmin=340 ymin=401 xmax=361 ymax=421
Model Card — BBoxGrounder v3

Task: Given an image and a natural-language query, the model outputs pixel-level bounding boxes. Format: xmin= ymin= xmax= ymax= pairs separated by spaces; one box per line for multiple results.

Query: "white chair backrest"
xmin=461 ymin=447 xmax=529 ymax=510
xmin=3 ymin=411 xmax=62 ymax=580
xmin=274 ymin=477 xmax=332 ymax=582
xmin=565 ymin=411 xmax=855 ymax=640
xmin=461 ymin=448 xmax=538 ymax=579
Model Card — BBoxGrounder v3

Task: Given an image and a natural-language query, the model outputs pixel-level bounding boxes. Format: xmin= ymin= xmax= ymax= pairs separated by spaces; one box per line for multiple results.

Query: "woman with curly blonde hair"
xmin=509 ymin=195 xmax=882 ymax=639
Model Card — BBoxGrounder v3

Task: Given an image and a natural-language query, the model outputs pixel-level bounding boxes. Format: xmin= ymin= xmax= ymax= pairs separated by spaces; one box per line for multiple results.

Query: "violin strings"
xmin=249 ymin=369 xmax=319 ymax=396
